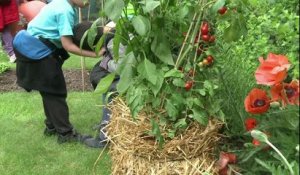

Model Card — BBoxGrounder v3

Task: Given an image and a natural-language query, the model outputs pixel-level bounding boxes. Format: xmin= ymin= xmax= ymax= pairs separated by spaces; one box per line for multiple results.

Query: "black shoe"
xmin=57 ymin=130 xmax=92 ymax=144
xmin=44 ymin=127 xmax=57 ymax=136
xmin=84 ymin=137 xmax=108 ymax=148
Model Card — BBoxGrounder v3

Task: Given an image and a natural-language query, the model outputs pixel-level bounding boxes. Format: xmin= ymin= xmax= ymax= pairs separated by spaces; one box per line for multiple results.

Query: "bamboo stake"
xmin=79 ymin=8 xmax=86 ymax=92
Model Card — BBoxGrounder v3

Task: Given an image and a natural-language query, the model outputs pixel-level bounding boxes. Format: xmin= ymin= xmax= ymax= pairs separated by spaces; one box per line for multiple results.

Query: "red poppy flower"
xmin=284 ymin=80 xmax=299 ymax=105
xmin=271 ymin=80 xmax=299 ymax=106
xmin=255 ymin=53 xmax=291 ymax=86
xmin=271 ymin=83 xmax=288 ymax=106
xmin=244 ymin=88 xmax=270 ymax=114
xmin=218 ymin=152 xmax=237 ymax=169
xmin=252 ymin=139 xmax=261 ymax=146
xmin=218 ymin=165 xmax=228 ymax=175
xmin=245 ymin=118 xmax=258 ymax=131
xmin=217 ymin=153 xmax=229 ymax=170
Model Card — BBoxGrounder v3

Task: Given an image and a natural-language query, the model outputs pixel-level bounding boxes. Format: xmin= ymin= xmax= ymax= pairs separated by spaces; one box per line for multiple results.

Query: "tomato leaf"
xmin=137 ymin=58 xmax=157 ymax=85
xmin=132 ymin=15 xmax=151 ymax=36
xmin=192 ymin=109 xmax=208 ymax=125
xmin=148 ymin=70 xmax=164 ymax=96
xmin=142 ymin=0 xmax=161 ymax=13
xmin=151 ymin=33 xmax=174 ymax=65
xmin=164 ymin=68 xmax=184 ymax=78
xmin=104 ymin=0 xmax=125 ymax=22
xmin=116 ymin=52 xmax=137 ymax=94
xmin=211 ymin=0 xmax=225 ymax=13
xmin=94 ymin=73 xmax=116 ymax=95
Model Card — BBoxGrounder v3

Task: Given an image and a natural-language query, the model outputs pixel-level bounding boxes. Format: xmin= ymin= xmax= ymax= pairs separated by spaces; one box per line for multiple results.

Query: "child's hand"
xmin=103 ymin=21 xmax=116 ymax=33
xmin=98 ymin=47 xmax=106 ymax=56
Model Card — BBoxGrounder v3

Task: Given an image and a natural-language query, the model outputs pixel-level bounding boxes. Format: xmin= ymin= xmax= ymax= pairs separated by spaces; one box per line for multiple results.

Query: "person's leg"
xmin=40 ymin=91 xmax=91 ymax=143
xmin=84 ymin=93 xmax=112 ymax=148
xmin=1 ymin=27 xmax=16 ymax=62
xmin=40 ymin=91 xmax=73 ymax=134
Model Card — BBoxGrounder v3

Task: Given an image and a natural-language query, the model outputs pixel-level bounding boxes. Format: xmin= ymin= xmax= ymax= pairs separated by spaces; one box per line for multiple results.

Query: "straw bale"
xmin=106 ymin=97 xmax=223 ymax=175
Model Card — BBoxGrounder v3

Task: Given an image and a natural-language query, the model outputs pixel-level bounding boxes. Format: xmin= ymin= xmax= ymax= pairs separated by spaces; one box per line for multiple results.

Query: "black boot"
xmin=57 ymin=129 xmax=92 ymax=144
xmin=44 ymin=127 xmax=57 ymax=136
xmin=84 ymin=137 xmax=108 ymax=148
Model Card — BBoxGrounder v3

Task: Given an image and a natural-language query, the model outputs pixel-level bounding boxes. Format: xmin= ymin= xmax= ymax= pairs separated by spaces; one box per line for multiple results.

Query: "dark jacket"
xmin=14 ymin=39 xmax=69 ymax=96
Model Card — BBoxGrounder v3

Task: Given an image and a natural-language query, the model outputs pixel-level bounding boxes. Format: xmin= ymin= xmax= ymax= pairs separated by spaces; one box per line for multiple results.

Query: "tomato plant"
xmin=92 ymin=0 xmax=233 ymax=147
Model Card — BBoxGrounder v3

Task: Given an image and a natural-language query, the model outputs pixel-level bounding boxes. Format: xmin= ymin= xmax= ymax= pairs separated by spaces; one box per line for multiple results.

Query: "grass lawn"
xmin=0 ymin=51 xmax=111 ymax=175
xmin=0 ymin=92 xmax=111 ymax=175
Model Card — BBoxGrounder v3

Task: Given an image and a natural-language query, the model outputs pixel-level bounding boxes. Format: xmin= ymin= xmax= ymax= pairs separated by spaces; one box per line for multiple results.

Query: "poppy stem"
xmin=266 ymin=140 xmax=294 ymax=175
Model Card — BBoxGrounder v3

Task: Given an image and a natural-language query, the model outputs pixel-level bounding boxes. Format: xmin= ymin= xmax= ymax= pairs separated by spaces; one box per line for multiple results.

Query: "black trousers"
xmin=40 ymin=92 xmax=73 ymax=134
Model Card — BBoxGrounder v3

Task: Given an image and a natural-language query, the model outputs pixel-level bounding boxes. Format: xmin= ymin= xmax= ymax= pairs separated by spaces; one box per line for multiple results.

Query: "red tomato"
xmin=185 ymin=81 xmax=193 ymax=91
xmin=209 ymin=35 xmax=216 ymax=42
xmin=201 ymin=34 xmax=210 ymax=42
xmin=206 ymin=55 xmax=214 ymax=63
xmin=218 ymin=6 xmax=227 ymax=15
xmin=200 ymin=22 xmax=209 ymax=35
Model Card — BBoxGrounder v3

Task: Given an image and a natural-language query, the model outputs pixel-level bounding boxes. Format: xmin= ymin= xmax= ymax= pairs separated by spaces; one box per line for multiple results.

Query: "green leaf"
xmin=223 ymin=15 xmax=247 ymax=42
xmin=149 ymin=70 xmax=164 ymax=96
xmin=94 ymin=73 xmax=116 ymax=95
xmin=112 ymin=21 xmax=122 ymax=60
xmin=192 ymin=109 xmax=208 ymax=125
xmin=177 ymin=5 xmax=189 ymax=19
xmin=142 ymin=0 xmax=160 ymax=13
xmin=165 ymin=99 xmax=178 ymax=121
xmin=137 ymin=58 xmax=157 ymax=85
xmin=198 ymin=89 xmax=206 ymax=96
xmin=211 ymin=0 xmax=225 ymax=13
xmin=95 ymin=33 xmax=107 ymax=56
xmin=174 ymin=118 xmax=187 ymax=129
xmin=126 ymin=85 xmax=145 ymax=118
xmin=164 ymin=69 xmax=184 ymax=78
xmin=80 ymin=30 xmax=89 ymax=50
xmin=167 ymin=129 xmax=176 ymax=139
xmin=172 ymin=78 xmax=185 ymax=87
xmin=192 ymin=98 xmax=204 ymax=108
xmin=150 ymin=119 xmax=164 ymax=149
xmin=87 ymin=19 xmax=102 ymax=50
xmin=151 ymin=33 xmax=174 ymax=65
xmin=104 ymin=0 xmax=125 ymax=22
xmin=132 ymin=15 xmax=151 ymax=36
xmin=116 ymin=52 xmax=136 ymax=94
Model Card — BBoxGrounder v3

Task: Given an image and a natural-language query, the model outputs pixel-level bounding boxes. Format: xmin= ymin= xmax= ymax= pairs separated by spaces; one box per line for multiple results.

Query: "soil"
xmin=0 ymin=69 xmax=94 ymax=92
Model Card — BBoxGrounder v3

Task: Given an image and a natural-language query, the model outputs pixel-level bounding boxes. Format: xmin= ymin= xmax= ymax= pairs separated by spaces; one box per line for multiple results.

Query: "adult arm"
xmin=61 ymin=35 xmax=105 ymax=58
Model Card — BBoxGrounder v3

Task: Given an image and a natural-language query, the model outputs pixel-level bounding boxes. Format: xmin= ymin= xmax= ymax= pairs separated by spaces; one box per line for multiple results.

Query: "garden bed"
xmin=0 ymin=69 xmax=93 ymax=92
xmin=107 ymin=97 xmax=224 ymax=175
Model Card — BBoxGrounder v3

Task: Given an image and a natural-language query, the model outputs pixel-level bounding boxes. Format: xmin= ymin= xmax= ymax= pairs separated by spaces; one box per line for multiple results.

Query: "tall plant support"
xmin=78 ymin=8 xmax=86 ymax=92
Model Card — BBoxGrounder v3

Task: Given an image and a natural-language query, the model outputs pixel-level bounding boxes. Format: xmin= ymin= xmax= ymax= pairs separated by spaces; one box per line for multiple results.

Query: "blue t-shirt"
xmin=27 ymin=0 xmax=78 ymax=48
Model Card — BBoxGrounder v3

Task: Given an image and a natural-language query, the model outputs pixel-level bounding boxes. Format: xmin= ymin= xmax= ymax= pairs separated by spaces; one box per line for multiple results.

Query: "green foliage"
xmin=0 ymin=62 xmax=9 ymax=74
xmin=255 ymin=159 xmax=299 ymax=175
xmin=215 ymin=0 xmax=299 ymax=131
xmin=212 ymin=0 xmax=299 ymax=174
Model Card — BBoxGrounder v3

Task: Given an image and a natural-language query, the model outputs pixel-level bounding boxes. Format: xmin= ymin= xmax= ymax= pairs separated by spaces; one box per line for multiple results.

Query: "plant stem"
xmin=266 ymin=140 xmax=294 ymax=175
